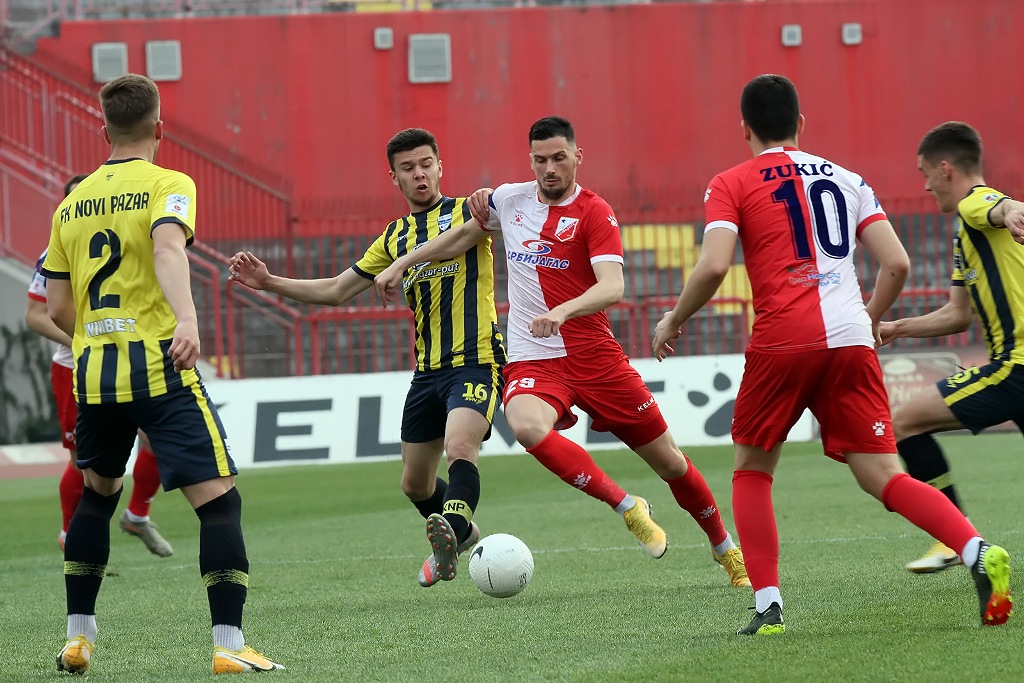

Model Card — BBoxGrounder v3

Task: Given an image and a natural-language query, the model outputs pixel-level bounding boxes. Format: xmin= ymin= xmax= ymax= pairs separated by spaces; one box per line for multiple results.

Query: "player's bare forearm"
xmin=45 ymin=278 xmax=76 ymax=339
xmin=26 ymin=299 xmax=73 ymax=347
xmin=375 ymin=220 xmax=486 ymax=307
xmin=153 ymin=241 xmax=198 ymax=327
xmin=554 ymin=279 xmax=622 ymax=322
xmin=670 ymin=260 xmax=728 ymax=326
xmin=864 ymin=265 xmax=907 ymax=323
xmin=265 ymin=272 xmax=364 ymax=306
xmin=858 ymin=219 xmax=910 ymax=322
xmin=408 ymin=219 xmax=485 ymax=265
xmin=888 ymin=298 xmax=973 ymax=341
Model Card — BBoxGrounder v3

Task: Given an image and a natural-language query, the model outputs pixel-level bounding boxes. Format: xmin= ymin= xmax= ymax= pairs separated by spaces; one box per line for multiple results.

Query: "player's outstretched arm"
xmin=229 ymin=251 xmax=370 ymax=306
xmin=879 ymin=285 xmax=974 ymax=347
xmin=153 ymin=222 xmax=200 ymax=371
xmin=652 ymin=227 xmax=735 ymax=361
xmin=989 ymin=198 xmax=1024 ymax=244
xmin=374 ymin=217 xmax=486 ymax=307
xmin=26 ymin=297 xmax=73 ymax=347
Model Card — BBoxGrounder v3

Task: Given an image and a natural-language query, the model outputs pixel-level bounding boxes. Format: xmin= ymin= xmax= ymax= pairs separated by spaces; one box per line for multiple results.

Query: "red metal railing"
xmin=0 ymin=48 xmax=295 ymax=248
xmin=0 ymin=46 xmax=994 ymax=378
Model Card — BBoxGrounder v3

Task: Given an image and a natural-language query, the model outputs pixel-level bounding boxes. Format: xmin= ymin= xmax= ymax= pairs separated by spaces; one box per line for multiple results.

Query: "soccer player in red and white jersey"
xmin=25 ymin=174 xmax=172 ymax=558
xmin=652 ymin=74 xmax=1012 ymax=634
xmin=376 ymin=116 xmax=750 ymax=588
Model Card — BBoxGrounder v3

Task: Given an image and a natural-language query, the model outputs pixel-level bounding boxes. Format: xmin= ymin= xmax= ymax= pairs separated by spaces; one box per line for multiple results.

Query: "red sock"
xmin=527 ymin=431 xmax=627 ymax=508
xmin=732 ymin=469 xmax=779 ymax=591
xmin=882 ymin=473 xmax=978 ymax=554
xmin=59 ymin=461 xmax=85 ymax=533
xmin=665 ymin=457 xmax=728 ymax=546
xmin=128 ymin=447 xmax=162 ymax=518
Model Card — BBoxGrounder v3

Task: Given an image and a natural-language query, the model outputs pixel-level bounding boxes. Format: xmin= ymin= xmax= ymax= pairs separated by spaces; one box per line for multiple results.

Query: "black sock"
xmin=443 ymin=460 xmax=480 ymax=544
xmin=412 ymin=476 xmax=447 ymax=519
xmin=65 ymin=486 xmax=122 ymax=616
xmin=195 ymin=487 xmax=248 ymax=628
xmin=897 ymin=433 xmax=964 ymax=512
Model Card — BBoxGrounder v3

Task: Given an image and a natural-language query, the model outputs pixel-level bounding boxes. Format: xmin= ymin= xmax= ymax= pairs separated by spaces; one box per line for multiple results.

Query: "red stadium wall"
xmin=30 ymin=0 xmax=1024 ymax=233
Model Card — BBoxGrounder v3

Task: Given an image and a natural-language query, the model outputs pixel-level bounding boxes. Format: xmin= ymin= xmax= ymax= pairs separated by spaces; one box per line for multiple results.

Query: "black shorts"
xmin=401 ymin=364 xmax=504 ymax=443
xmin=937 ymin=360 xmax=1024 ymax=433
xmin=76 ymin=381 xmax=236 ymax=491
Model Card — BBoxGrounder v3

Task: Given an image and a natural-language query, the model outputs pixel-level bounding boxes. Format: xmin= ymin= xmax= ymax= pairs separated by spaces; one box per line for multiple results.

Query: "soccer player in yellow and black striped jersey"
xmin=880 ymin=121 xmax=1023 ymax=590
xmin=43 ymin=74 xmax=282 ymax=674
xmin=229 ymin=128 xmax=506 ymax=587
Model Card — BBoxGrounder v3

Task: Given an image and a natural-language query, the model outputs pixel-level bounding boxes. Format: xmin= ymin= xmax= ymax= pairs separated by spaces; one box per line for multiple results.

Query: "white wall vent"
xmin=92 ymin=43 xmax=128 ymax=83
xmin=841 ymin=23 xmax=863 ymax=46
xmin=146 ymin=40 xmax=183 ymax=81
xmin=781 ymin=24 xmax=802 ymax=47
xmin=374 ymin=27 xmax=394 ymax=51
xmin=408 ymin=34 xmax=451 ymax=84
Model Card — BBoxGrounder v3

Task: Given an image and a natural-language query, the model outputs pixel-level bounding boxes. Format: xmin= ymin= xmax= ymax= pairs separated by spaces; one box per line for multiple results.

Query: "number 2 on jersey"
xmin=771 ymin=178 xmax=850 ymax=260
xmin=88 ymin=229 xmax=122 ymax=310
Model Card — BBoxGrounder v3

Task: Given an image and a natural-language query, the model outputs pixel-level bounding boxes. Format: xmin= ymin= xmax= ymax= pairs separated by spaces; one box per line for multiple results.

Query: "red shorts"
xmin=51 ymin=362 xmax=76 ymax=450
xmin=732 ymin=345 xmax=896 ymax=461
xmin=503 ymin=351 xmax=667 ymax=450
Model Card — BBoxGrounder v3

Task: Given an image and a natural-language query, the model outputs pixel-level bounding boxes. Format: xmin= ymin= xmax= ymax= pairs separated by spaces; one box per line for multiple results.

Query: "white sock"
xmin=124 ymin=510 xmax=149 ymax=523
xmin=961 ymin=536 xmax=983 ymax=568
xmin=213 ymin=625 xmax=244 ymax=651
xmin=615 ymin=494 xmax=636 ymax=515
xmin=754 ymin=587 xmax=783 ymax=614
xmin=712 ymin=532 xmax=737 ymax=556
xmin=67 ymin=614 xmax=97 ymax=642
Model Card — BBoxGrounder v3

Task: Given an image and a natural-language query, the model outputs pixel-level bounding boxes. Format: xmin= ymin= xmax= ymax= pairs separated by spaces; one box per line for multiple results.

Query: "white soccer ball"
xmin=468 ymin=533 xmax=534 ymax=598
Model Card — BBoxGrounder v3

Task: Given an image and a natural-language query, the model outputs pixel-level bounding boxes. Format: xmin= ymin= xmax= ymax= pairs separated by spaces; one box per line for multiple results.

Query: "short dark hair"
xmin=917 ymin=121 xmax=982 ymax=174
xmin=64 ymin=174 xmax=89 ymax=197
xmin=529 ymin=116 xmax=575 ymax=145
xmin=740 ymin=74 xmax=800 ymax=143
xmin=99 ymin=74 xmax=160 ymax=142
xmin=386 ymin=128 xmax=439 ymax=170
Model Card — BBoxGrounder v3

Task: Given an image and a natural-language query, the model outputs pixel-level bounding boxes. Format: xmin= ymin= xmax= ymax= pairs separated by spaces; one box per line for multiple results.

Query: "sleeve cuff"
xmin=39 ymin=268 xmax=70 ymax=279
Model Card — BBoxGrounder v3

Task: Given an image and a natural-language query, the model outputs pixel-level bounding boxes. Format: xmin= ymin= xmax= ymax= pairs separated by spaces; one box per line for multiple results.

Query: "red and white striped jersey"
xmin=484 ymin=181 xmax=624 ymax=361
xmin=704 ymin=147 xmax=887 ymax=352
xmin=28 ymin=249 xmax=75 ymax=368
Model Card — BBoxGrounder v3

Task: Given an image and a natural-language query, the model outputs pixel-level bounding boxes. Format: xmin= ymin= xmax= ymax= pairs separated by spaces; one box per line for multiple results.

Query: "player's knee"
xmin=653 ymin=454 xmax=688 ymax=480
xmin=509 ymin=420 xmax=547 ymax=450
xmin=891 ymin=406 xmax=934 ymax=441
xmin=400 ymin=475 xmax=433 ymax=501
xmin=443 ymin=438 xmax=479 ymax=466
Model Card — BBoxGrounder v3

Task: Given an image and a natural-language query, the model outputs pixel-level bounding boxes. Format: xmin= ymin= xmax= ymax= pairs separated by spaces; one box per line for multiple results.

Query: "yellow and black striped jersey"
xmin=42 ymin=158 xmax=200 ymax=404
xmin=352 ymin=196 xmax=506 ymax=372
xmin=953 ymin=186 xmax=1024 ymax=364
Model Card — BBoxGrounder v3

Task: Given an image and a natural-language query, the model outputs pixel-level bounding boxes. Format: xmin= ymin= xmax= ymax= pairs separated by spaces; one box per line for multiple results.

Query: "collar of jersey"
xmin=409 ymin=195 xmax=448 ymax=216
xmin=759 ymin=146 xmax=800 ymax=155
xmin=103 ymin=157 xmax=146 ymax=165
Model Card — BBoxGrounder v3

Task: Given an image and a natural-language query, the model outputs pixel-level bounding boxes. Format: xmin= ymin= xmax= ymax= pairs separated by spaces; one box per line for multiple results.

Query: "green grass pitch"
xmin=1 ymin=432 xmax=1020 ymax=681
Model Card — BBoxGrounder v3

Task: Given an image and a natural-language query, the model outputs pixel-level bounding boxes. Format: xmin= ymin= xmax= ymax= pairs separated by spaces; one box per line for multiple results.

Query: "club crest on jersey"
xmin=438 ymin=213 xmax=453 ymax=232
xmin=555 ymin=217 xmax=580 ymax=242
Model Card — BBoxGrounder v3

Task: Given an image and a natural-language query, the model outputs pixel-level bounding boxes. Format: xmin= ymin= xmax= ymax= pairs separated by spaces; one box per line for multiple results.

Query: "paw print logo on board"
xmin=686 ymin=372 xmax=735 ymax=438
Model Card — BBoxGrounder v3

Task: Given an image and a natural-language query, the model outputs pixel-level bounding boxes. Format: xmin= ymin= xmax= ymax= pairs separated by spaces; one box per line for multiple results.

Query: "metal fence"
xmin=0 ymin=47 xmax=993 ymax=378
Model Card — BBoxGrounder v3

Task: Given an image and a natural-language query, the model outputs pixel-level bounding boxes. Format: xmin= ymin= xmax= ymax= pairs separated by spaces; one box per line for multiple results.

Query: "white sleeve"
xmin=484 ymin=184 xmax=514 ymax=232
